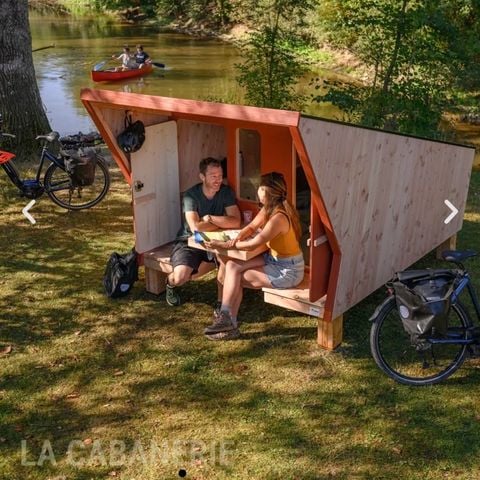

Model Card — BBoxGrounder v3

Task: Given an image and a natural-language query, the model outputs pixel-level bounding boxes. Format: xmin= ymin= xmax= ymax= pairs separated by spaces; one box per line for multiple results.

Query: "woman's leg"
xmin=221 ymin=255 xmax=267 ymax=317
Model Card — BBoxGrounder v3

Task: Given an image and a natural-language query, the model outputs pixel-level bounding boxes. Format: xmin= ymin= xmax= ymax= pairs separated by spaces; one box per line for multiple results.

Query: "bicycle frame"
xmin=428 ymin=271 xmax=480 ymax=346
xmin=0 ymin=143 xmax=65 ymax=192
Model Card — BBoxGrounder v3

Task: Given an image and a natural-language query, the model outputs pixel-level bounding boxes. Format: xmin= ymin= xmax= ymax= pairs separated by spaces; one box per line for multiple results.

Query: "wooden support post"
xmin=436 ymin=234 xmax=457 ymax=260
xmin=145 ymin=268 xmax=168 ymax=295
xmin=317 ymin=315 xmax=343 ymax=350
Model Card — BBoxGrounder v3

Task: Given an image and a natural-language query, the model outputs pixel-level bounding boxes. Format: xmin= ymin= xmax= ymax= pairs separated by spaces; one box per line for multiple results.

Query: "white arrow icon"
xmin=444 ymin=199 xmax=458 ymax=224
xmin=22 ymin=199 xmax=36 ymax=224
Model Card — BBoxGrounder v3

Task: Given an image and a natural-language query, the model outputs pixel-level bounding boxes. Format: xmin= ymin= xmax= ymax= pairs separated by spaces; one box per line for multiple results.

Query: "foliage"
xmin=132 ymin=0 xmax=234 ymax=26
xmin=313 ymin=0 xmax=480 ymax=138
xmin=235 ymin=0 xmax=315 ymax=110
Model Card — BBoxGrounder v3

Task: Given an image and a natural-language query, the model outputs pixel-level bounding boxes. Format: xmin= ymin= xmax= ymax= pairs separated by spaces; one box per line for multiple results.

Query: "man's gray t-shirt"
xmin=175 ymin=183 xmax=236 ymax=240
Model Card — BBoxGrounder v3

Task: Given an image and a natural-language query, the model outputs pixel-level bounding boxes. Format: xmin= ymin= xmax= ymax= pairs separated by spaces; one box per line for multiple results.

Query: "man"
xmin=134 ymin=44 xmax=151 ymax=69
xmin=166 ymin=157 xmax=241 ymax=307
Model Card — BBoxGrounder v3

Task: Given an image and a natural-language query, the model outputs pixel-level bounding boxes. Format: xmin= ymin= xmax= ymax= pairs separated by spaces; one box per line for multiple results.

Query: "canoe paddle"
xmin=93 ymin=60 xmax=109 ymax=71
xmin=152 ymin=61 xmax=165 ymax=68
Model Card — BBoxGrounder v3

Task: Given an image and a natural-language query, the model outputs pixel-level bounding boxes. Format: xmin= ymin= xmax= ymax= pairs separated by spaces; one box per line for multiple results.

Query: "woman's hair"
xmin=259 ymin=172 xmax=302 ymax=241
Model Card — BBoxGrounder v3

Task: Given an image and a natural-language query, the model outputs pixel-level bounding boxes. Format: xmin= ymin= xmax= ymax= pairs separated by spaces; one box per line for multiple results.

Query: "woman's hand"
xmin=204 ymin=239 xmax=236 ymax=250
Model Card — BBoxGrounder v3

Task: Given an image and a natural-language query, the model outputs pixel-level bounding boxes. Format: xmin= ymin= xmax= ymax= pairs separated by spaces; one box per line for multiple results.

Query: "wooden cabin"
xmin=80 ymin=88 xmax=475 ymax=349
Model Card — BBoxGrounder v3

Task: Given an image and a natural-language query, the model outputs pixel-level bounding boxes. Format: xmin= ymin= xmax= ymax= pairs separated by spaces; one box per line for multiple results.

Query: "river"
xmin=30 ymin=11 xmax=240 ymax=135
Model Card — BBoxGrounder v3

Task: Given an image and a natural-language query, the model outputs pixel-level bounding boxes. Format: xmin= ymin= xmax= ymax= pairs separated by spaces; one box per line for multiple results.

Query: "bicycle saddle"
xmin=36 ymin=131 xmax=59 ymax=142
xmin=442 ymin=250 xmax=477 ymax=263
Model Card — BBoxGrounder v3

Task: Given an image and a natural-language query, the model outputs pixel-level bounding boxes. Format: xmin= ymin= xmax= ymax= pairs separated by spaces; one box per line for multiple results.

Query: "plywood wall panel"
xmin=177 ymin=120 xmax=227 ymax=192
xmin=300 ymin=117 xmax=474 ymax=318
xmin=131 ymin=121 xmax=181 ymax=253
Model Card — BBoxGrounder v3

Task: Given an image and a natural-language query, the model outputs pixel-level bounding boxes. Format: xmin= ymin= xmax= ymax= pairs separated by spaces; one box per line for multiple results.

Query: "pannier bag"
xmin=392 ymin=271 xmax=456 ymax=344
xmin=63 ymin=147 xmax=98 ymax=186
xmin=116 ymin=112 xmax=145 ymax=154
xmin=103 ymin=248 xmax=139 ymax=298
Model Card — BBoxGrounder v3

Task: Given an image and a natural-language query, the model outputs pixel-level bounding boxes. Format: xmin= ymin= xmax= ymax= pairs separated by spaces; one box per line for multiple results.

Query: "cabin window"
xmin=238 ymin=129 xmax=261 ymax=201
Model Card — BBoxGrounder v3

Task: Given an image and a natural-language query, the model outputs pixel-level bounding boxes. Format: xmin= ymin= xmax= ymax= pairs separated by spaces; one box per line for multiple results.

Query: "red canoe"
xmin=91 ymin=64 xmax=154 ymax=82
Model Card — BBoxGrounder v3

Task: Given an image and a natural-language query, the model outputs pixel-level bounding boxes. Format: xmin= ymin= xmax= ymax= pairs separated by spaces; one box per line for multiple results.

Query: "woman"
xmin=204 ymin=171 xmax=305 ymax=340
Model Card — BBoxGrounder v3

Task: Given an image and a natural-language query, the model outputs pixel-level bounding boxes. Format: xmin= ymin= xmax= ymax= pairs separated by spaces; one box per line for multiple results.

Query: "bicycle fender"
xmin=369 ymin=295 xmax=394 ymax=323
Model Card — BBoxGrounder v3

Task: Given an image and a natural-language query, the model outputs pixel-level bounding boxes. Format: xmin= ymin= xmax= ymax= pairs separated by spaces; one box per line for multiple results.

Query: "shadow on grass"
xmin=0 ymin=170 xmax=480 ymax=478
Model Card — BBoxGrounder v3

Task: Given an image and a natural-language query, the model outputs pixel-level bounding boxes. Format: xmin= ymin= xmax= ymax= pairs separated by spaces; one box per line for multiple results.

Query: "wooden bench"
xmin=263 ymin=276 xmax=342 ymax=350
xmin=143 ymin=242 xmax=216 ymax=295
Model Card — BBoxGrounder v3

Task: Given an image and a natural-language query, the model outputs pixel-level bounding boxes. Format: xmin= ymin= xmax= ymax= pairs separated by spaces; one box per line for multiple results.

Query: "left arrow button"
xmin=22 ymin=199 xmax=36 ymax=224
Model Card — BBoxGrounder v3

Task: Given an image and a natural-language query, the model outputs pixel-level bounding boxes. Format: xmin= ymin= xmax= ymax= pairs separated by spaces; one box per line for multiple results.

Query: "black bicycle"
xmin=0 ymin=116 xmax=109 ymax=210
xmin=370 ymin=250 xmax=480 ymax=386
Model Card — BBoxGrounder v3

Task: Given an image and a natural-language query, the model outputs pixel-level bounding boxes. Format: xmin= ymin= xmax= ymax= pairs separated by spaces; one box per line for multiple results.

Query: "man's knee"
xmin=171 ymin=266 xmax=193 ymax=286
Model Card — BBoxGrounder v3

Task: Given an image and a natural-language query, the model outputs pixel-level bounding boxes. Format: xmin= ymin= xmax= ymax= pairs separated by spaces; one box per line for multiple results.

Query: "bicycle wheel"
xmin=370 ymin=296 xmax=472 ymax=386
xmin=44 ymin=158 xmax=110 ymax=210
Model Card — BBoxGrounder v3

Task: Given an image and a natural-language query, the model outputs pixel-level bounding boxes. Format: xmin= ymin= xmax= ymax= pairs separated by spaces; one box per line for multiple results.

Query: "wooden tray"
xmin=188 ymin=236 xmax=267 ymax=261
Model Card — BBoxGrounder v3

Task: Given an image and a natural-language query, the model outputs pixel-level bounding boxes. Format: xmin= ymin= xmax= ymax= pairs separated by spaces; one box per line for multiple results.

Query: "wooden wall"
xmin=177 ymin=120 xmax=227 ymax=192
xmin=299 ymin=116 xmax=474 ymax=319
xmin=85 ymin=104 xmax=169 ymax=183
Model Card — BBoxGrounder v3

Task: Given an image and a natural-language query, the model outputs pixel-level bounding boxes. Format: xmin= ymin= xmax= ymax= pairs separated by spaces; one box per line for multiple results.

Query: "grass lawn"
xmin=1 ymin=162 xmax=480 ymax=480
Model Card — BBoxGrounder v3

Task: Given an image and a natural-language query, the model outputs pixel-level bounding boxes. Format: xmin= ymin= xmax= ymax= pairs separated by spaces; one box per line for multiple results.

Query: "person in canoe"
xmin=134 ymin=45 xmax=152 ymax=69
xmin=112 ymin=46 xmax=137 ymax=71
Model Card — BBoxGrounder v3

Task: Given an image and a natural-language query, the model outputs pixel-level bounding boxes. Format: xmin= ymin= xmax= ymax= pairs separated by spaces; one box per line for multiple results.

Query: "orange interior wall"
xmin=223 ymin=121 xmax=294 ymax=216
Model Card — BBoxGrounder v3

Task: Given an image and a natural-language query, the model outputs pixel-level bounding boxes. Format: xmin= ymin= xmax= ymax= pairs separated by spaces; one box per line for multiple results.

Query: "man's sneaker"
xmin=165 ymin=282 xmax=181 ymax=306
xmin=204 ymin=311 xmax=235 ymax=334
xmin=205 ymin=328 xmax=240 ymax=341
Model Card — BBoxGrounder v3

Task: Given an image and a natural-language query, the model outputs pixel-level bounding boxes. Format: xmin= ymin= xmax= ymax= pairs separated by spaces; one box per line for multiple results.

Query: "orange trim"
xmin=290 ymin=126 xmax=341 ymax=322
xmin=80 ymin=88 xmax=300 ymax=127
xmin=81 ymin=99 xmax=132 ymax=185
xmin=290 ymin=127 xmax=339 ymax=253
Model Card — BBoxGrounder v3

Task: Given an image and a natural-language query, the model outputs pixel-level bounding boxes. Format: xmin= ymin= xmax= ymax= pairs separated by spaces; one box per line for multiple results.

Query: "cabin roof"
xmin=80 ymin=88 xmax=300 ymax=127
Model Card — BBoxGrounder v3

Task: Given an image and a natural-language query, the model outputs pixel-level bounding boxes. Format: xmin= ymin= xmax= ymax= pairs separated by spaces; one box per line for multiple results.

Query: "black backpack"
xmin=116 ymin=113 xmax=145 ymax=154
xmin=103 ymin=248 xmax=139 ymax=298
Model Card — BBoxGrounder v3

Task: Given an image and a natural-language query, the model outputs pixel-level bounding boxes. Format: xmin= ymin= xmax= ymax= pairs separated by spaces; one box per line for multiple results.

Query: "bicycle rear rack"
xmin=0 ymin=150 xmax=15 ymax=164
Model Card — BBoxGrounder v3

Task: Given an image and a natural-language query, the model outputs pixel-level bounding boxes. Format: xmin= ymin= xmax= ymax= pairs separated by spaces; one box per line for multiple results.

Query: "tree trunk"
xmin=0 ymin=0 xmax=51 ymax=160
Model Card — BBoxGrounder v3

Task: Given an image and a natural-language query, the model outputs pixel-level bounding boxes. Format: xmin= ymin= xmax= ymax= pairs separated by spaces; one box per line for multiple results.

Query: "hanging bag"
xmin=103 ymin=248 xmax=139 ymax=298
xmin=116 ymin=112 xmax=145 ymax=154
xmin=392 ymin=270 xmax=457 ymax=344
xmin=63 ymin=147 xmax=98 ymax=186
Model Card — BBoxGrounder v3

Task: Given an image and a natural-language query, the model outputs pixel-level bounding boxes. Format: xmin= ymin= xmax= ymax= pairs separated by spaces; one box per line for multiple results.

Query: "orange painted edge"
xmin=81 ymin=98 xmax=132 ymax=185
xmin=80 ymin=88 xmax=300 ymax=127
xmin=290 ymin=126 xmax=341 ymax=323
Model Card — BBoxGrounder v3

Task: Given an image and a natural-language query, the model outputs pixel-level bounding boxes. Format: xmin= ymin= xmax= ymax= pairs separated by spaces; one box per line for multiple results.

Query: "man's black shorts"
xmin=170 ymin=241 xmax=215 ymax=274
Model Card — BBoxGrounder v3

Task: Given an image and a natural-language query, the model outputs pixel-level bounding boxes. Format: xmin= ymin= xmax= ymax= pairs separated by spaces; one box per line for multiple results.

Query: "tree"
xmin=0 ymin=0 xmax=50 ymax=159
xmin=313 ymin=0 xmax=480 ymax=137
xmin=235 ymin=0 xmax=314 ymax=110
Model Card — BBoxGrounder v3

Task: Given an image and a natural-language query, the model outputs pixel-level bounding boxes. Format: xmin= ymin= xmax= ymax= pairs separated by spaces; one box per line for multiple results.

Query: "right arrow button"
xmin=444 ymin=199 xmax=459 ymax=224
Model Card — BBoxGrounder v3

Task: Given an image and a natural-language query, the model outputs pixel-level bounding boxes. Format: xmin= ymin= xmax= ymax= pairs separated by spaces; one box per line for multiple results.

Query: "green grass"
xmin=1 ymin=164 xmax=480 ymax=479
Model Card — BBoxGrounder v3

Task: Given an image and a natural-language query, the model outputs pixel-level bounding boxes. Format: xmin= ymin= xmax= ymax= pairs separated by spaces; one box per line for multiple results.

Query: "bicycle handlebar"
xmin=1 ymin=133 xmax=16 ymax=139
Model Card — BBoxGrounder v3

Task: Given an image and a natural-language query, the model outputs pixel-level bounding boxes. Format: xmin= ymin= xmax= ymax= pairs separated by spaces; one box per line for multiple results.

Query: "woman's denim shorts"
xmin=263 ymin=252 xmax=305 ymax=289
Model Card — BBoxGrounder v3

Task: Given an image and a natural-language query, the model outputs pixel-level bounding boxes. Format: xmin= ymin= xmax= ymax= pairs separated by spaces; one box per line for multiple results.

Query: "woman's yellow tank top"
xmin=267 ymin=212 xmax=301 ymax=258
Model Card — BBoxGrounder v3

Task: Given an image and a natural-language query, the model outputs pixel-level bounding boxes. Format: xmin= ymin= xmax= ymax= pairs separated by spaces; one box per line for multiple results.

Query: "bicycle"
xmin=369 ymin=250 xmax=480 ymax=386
xmin=0 ymin=116 xmax=110 ymax=210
